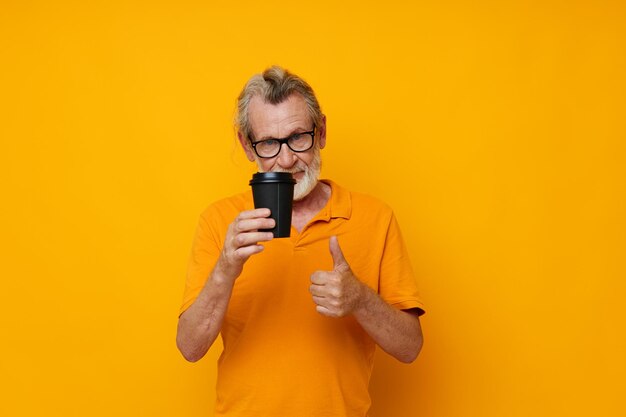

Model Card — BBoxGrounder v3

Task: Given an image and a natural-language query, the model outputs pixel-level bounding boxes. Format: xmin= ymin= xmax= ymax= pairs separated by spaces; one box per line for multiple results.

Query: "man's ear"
xmin=238 ymin=131 xmax=256 ymax=162
xmin=318 ymin=115 xmax=327 ymax=149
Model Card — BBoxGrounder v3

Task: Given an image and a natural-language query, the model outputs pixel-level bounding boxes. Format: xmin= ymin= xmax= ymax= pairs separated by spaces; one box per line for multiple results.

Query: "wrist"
xmin=215 ymin=255 xmax=241 ymax=282
xmin=352 ymin=279 xmax=372 ymax=316
xmin=212 ymin=260 xmax=238 ymax=288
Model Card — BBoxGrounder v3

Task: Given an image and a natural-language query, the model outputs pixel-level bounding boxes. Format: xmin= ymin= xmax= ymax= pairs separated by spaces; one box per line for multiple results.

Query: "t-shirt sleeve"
xmin=378 ymin=212 xmax=426 ymax=315
xmin=179 ymin=210 xmax=223 ymax=316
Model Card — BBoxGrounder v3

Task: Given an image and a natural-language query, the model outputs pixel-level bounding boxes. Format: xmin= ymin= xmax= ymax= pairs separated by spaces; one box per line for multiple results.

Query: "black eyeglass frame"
xmin=249 ymin=127 xmax=316 ymax=159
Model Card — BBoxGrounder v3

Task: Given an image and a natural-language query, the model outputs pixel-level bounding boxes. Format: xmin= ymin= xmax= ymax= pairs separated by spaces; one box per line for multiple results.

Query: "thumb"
xmin=329 ymin=236 xmax=348 ymax=271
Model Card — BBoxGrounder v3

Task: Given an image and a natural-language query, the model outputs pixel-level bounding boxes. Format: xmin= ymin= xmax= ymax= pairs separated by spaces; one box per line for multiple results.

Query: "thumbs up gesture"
xmin=310 ymin=236 xmax=366 ymax=317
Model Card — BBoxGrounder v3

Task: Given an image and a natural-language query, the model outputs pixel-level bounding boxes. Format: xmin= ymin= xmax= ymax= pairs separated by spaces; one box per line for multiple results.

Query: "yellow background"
xmin=1 ymin=1 xmax=624 ymax=416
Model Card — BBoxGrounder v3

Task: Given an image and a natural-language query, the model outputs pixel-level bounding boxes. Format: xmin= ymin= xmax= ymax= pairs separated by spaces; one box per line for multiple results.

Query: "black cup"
xmin=249 ymin=172 xmax=296 ymax=238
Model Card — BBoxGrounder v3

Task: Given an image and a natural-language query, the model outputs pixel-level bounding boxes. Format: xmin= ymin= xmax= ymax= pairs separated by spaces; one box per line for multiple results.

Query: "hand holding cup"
xmin=215 ymin=208 xmax=275 ymax=282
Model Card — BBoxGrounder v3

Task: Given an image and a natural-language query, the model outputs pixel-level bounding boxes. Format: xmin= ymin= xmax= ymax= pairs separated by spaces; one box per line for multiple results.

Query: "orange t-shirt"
xmin=180 ymin=180 xmax=425 ymax=417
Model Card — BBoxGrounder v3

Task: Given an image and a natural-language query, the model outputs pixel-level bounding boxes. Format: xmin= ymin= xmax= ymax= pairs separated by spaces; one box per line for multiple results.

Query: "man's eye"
xmin=258 ymin=139 xmax=278 ymax=148
xmin=290 ymin=134 xmax=307 ymax=142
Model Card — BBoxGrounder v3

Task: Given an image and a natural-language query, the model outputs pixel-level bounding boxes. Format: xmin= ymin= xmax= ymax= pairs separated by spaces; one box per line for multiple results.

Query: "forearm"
xmin=353 ymin=284 xmax=423 ymax=363
xmin=176 ymin=272 xmax=234 ymax=362
xmin=177 ymin=209 xmax=274 ymax=362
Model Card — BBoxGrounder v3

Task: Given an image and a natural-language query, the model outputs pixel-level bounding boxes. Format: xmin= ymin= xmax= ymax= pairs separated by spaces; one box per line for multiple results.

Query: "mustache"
xmin=268 ymin=165 xmax=307 ymax=176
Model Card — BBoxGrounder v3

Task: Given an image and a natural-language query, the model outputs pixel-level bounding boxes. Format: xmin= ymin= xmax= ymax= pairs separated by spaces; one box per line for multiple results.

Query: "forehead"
xmin=248 ymin=93 xmax=312 ymax=139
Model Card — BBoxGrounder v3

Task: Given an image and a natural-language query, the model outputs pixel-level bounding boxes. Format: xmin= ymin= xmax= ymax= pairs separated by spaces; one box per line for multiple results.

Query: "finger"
xmin=310 ymin=271 xmax=329 ymax=286
xmin=315 ymin=305 xmax=336 ymax=317
xmin=237 ymin=208 xmax=271 ymax=220
xmin=233 ymin=243 xmax=266 ymax=260
xmin=232 ymin=231 xmax=274 ymax=249
xmin=311 ymin=294 xmax=326 ymax=305
xmin=309 ymin=284 xmax=328 ymax=297
xmin=312 ymin=295 xmax=331 ymax=310
xmin=235 ymin=217 xmax=275 ymax=233
xmin=329 ymin=236 xmax=348 ymax=271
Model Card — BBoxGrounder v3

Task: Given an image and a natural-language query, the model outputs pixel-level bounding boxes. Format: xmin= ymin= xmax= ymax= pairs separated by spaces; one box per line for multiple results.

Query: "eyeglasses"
xmin=249 ymin=128 xmax=315 ymax=159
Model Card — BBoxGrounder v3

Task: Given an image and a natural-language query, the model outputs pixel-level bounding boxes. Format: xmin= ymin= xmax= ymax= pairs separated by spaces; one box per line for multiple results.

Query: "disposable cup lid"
xmin=249 ymin=172 xmax=296 ymax=185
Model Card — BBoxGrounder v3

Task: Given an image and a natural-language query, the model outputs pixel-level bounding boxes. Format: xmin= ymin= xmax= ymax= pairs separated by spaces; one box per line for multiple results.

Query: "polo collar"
xmin=319 ymin=179 xmax=352 ymax=220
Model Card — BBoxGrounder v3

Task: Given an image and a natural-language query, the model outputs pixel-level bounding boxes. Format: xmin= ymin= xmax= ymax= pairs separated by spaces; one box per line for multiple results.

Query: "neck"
xmin=293 ymin=180 xmax=330 ymax=212
xmin=291 ymin=180 xmax=331 ymax=232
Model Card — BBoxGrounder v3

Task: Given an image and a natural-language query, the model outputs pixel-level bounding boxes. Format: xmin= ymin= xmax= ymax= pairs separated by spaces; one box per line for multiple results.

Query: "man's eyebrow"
xmin=256 ymin=128 xmax=309 ymax=141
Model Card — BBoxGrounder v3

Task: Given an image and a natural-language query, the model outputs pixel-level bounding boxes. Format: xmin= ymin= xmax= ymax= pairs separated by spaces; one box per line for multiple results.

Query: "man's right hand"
xmin=215 ymin=208 xmax=275 ymax=282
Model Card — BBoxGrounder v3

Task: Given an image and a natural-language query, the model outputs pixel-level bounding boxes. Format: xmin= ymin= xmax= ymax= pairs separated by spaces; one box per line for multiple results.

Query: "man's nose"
xmin=276 ymin=142 xmax=297 ymax=169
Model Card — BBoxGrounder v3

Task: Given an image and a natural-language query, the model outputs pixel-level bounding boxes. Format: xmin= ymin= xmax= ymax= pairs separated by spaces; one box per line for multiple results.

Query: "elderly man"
xmin=177 ymin=66 xmax=425 ymax=417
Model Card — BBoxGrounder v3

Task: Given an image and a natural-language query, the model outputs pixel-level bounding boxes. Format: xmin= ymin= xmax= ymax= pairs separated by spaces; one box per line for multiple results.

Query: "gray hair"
xmin=235 ymin=66 xmax=323 ymax=140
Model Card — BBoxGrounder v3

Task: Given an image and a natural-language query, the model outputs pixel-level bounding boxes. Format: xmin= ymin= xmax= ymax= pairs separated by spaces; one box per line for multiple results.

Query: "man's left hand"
xmin=309 ymin=236 xmax=366 ymax=317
